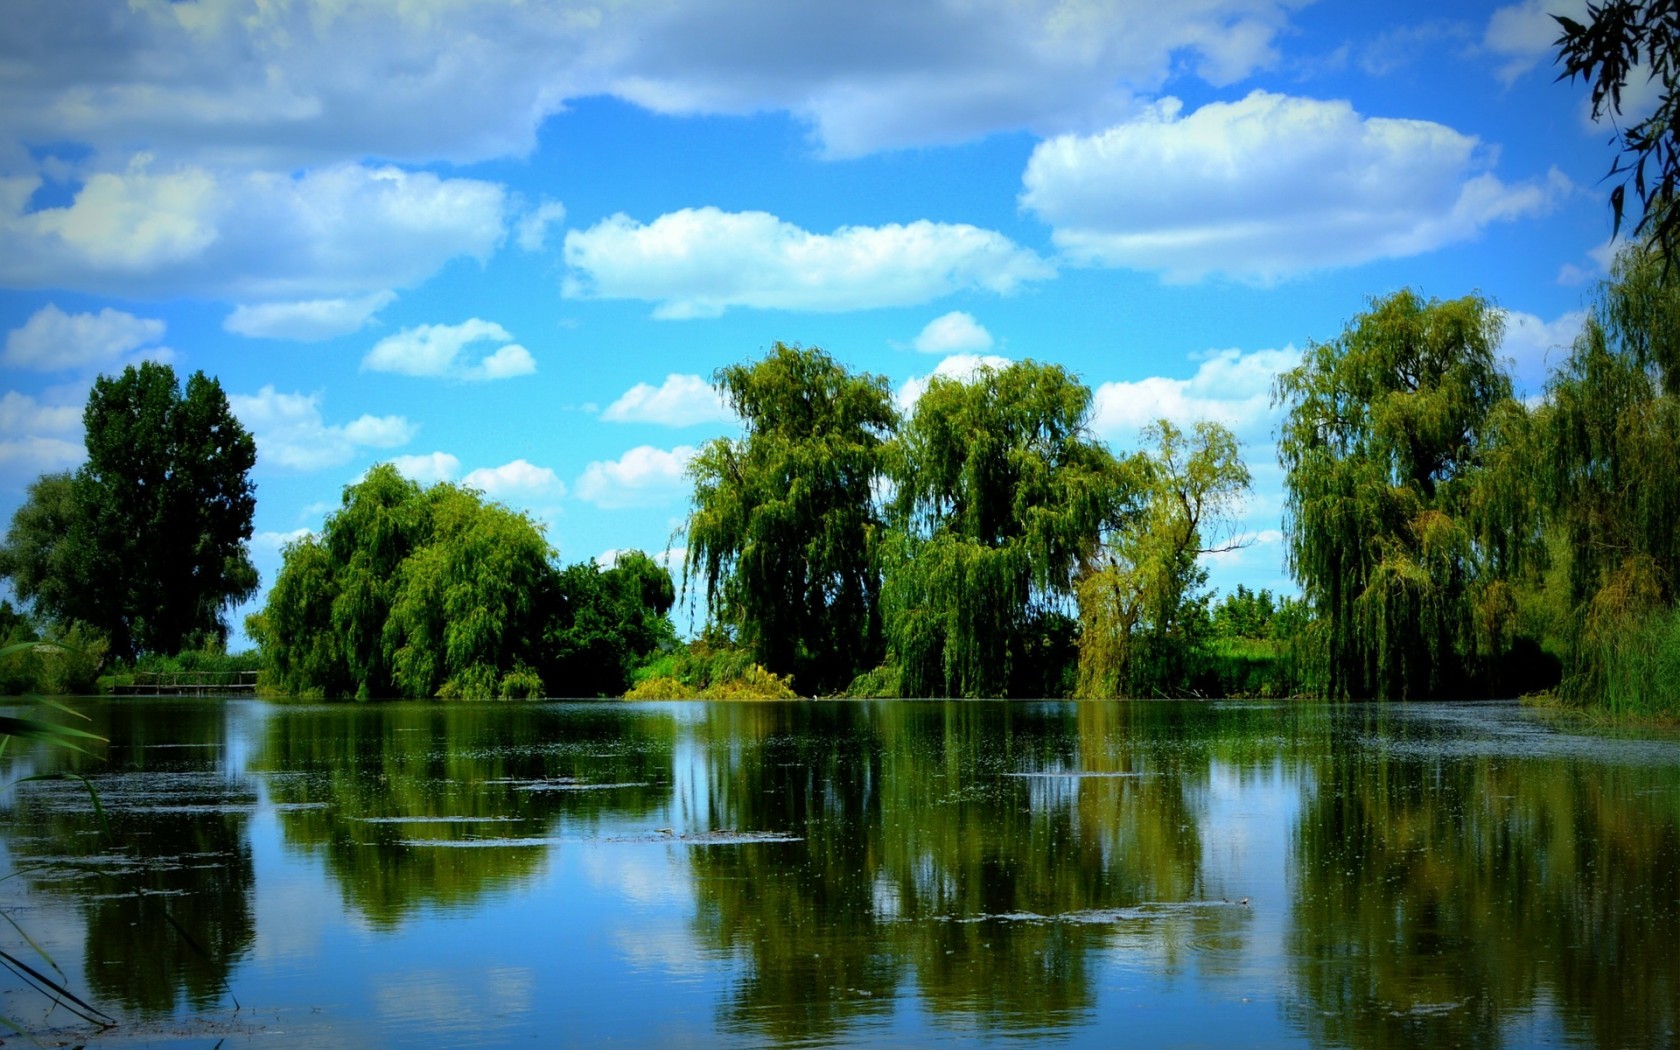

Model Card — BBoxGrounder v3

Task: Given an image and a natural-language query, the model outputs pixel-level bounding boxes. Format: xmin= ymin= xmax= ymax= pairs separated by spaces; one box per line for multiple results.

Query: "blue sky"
xmin=0 ymin=0 xmax=1618 ymax=640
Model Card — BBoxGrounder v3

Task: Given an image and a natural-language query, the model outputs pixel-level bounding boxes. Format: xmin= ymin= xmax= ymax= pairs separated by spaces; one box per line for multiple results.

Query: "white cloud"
xmin=252 ymin=528 xmax=313 ymax=552
xmin=1499 ymin=308 xmax=1587 ymax=391
xmin=0 ymin=390 xmax=86 ymax=478
xmin=1021 ymin=91 xmax=1570 ymax=283
xmin=363 ymin=319 xmax=536 ymax=381
xmin=387 ymin=452 xmax=461 ymax=485
xmin=575 ymin=445 xmax=696 ymax=509
xmin=229 ymin=386 xmax=417 ymax=471
xmin=3 ymin=303 xmax=166 ymax=371
xmin=601 ymin=374 xmax=733 ymax=427
xmin=1090 ymin=346 xmax=1300 ymax=443
xmin=0 ymin=1 xmax=1301 ymax=167
xmin=563 ymin=207 xmax=1053 ymax=318
xmin=895 ymin=353 xmax=1014 ymax=413
xmin=1485 ymin=1 xmax=1586 ymax=83
xmin=224 ymin=291 xmax=396 ymax=342
xmin=0 ymin=435 xmax=84 ymax=475
xmin=913 ymin=311 xmax=993 ymax=354
xmin=462 ymin=459 xmax=565 ymax=498
xmin=516 ymin=199 xmax=568 ymax=252
xmin=0 ymin=161 xmax=507 ymax=300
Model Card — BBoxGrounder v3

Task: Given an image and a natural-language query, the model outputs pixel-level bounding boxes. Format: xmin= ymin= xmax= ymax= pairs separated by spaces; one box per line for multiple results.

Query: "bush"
xmin=623 ymin=641 xmax=799 ymax=700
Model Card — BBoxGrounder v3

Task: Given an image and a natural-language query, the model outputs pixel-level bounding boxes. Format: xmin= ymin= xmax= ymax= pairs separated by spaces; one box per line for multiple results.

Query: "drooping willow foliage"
xmin=684 ymin=343 xmax=897 ymax=694
xmin=252 ymin=465 xmax=561 ymax=700
xmin=883 ymin=361 xmax=1128 ymax=697
xmin=1534 ymin=241 xmax=1680 ymax=711
xmin=1076 ymin=420 xmax=1250 ymax=698
xmin=1274 ymin=290 xmax=1524 ymax=699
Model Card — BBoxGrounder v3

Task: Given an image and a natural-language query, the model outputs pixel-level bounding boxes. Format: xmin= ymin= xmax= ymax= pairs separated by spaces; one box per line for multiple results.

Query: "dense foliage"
xmin=0 ymin=363 xmax=257 ymax=661
xmin=1533 ymin=238 xmax=1680 ymax=712
xmin=1076 ymin=420 xmax=1248 ymax=698
xmin=1274 ymin=291 xmax=1522 ymax=699
xmin=251 ymin=466 xmax=674 ymax=699
xmin=883 ymin=360 xmax=1127 ymax=697
xmin=685 ymin=344 xmax=895 ymax=694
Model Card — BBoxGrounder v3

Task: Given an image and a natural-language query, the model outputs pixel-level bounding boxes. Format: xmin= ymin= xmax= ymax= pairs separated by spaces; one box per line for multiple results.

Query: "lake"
xmin=2 ymin=698 xmax=1678 ymax=1048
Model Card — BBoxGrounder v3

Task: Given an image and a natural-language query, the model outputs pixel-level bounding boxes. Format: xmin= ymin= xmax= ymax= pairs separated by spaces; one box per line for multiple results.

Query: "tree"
xmin=0 ymin=363 xmax=257 ymax=660
xmin=1534 ymin=236 xmax=1680 ymax=707
xmin=884 ymin=360 xmax=1129 ymax=697
xmin=252 ymin=465 xmax=564 ymax=699
xmin=1554 ymin=2 xmax=1680 ymax=264
xmin=548 ymin=551 xmax=677 ymax=697
xmin=685 ymin=344 xmax=896 ymax=694
xmin=1076 ymin=419 xmax=1250 ymax=698
xmin=1275 ymin=290 xmax=1522 ymax=699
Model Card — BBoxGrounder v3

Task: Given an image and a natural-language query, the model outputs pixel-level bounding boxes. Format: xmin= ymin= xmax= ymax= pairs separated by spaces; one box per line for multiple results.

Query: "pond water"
xmin=2 ymin=698 xmax=1678 ymax=1048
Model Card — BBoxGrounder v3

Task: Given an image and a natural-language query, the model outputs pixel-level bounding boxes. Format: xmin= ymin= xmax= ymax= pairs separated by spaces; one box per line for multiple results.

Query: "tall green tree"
xmin=685 ymin=343 xmax=896 ymax=694
xmin=1076 ymin=419 xmax=1249 ymax=698
xmin=0 ymin=363 xmax=257 ymax=660
xmin=252 ymin=465 xmax=561 ymax=700
xmin=548 ymin=550 xmax=677 ymax=697
xmin=1534 ymin=238 xmax=1680 ymax=708
xmin=884 ymin=360 xmax=1127 ymax=697
xmin=1275 ymin=290 xmax=1522 ymax=699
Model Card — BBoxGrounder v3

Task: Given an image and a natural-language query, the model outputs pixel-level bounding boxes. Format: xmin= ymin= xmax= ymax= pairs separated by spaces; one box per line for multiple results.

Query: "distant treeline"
xmin=3 ymin=238 xmax=1677 ymax=713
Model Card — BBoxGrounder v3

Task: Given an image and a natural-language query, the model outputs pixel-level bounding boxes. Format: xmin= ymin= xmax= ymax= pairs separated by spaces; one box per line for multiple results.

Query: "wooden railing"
xmin=112 ymin=670 xmax=260 ymax=696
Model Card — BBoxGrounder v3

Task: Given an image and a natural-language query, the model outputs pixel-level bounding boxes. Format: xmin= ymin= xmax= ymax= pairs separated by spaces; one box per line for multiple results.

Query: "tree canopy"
xmin=0 ymin=362 xmax=257 ymax=660
xmin=883 ymin=360 xmax=1128 ymax=697
xmin=1076 ymin=419 xmax=1249 ymax=698
xmin=684 ymin=343 xmax=896 ymax=694
xmin=1275 ymin=290 xmax=1521 ymax=699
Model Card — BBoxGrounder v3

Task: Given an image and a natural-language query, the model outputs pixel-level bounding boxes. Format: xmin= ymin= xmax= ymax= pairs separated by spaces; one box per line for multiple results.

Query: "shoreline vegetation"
xmin=3 ymin=238 xmax=1679 ymax=720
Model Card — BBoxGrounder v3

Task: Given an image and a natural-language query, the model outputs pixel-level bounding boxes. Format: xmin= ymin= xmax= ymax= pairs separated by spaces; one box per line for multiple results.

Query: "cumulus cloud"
xmin=1485 ymin=1 xmax=1586 ymax=83
xmin=224 ymin=291 xmax=396 ymax=342
xmin=601 ymin=374 xmax=733 ymax=427
xmin=913 ymin=311 xmax=993 ymax=354
xmin=1090 ymin=346 xmax=1300 ymax=443
xmin=0 ymin=161 xmax=507 ymax=300
xmin=229 ymin=386 xmax=417 ymax=471
xmin=1499 ymin=308 xmax=1587 ymax=392
xmin=575 ymin=445 xmax=696 ymax=509
xmin=563 ymin=207 xmax=1053 ymax=318
xmin=1021 ymin=91 xmax=1570 ymax=283
xmin=0 ymin=0 xmax=1301 ymax=168
xmin=0 ymin=391 xmax=84 ymax=478
xmin=387 ymin=452 xmax=461 ymax=485
xmin=895 ymin=353 xmax=1014 ymax=413
xmin=3 ymin=303 xmax=167 ymax=371
xmin=252 ymin=528 xmax=313 ymax=552
xmin=516 ymin=199 xmax=568 ymax=252
xmin=363 ymin=319 xmax=536 ymax=381
xmin=462 ymin=459 xmax=565 ymax=497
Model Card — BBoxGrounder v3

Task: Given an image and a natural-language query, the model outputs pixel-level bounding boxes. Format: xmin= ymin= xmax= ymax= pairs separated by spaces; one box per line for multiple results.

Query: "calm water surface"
xmin=2 ymin=699 xmax=1678 ymax=1048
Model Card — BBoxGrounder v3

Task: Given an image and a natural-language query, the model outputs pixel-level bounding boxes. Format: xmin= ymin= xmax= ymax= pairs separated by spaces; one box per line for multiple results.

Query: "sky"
xmin=0 ymin=0 xmax=1622 ymax=642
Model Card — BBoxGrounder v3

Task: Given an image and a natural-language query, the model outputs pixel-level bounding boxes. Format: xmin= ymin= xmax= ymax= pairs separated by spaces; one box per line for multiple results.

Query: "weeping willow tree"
xmin=684 ymin=344 xmax=896 ymax=694
xmin=883 ymin=361 xmax=1128 ymax=698
xmin=250 ymin=464 xmax=560 ymax=699
xmin=1535 ymin=239 xmax=1680 ymax=712
xmin=1076 ymin=419 xmax=1249 ymax=698
xmin=1275 ymin=290 xmax=1526 ymax=699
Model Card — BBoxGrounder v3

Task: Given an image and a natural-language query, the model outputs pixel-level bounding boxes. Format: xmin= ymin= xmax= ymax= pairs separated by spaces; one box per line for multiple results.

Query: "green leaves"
xmin=686 ymin=344 xmax=894 ymax=694
xmin=885 ymin=360 xmax=1126 ymax=698
xmin=256 ymin=465 xmax=564 ymax=700
xmin=0 ymin=362 xmax=257 ymax=661
xmin=1275 ymin=290 xmax=1520 ymax=698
